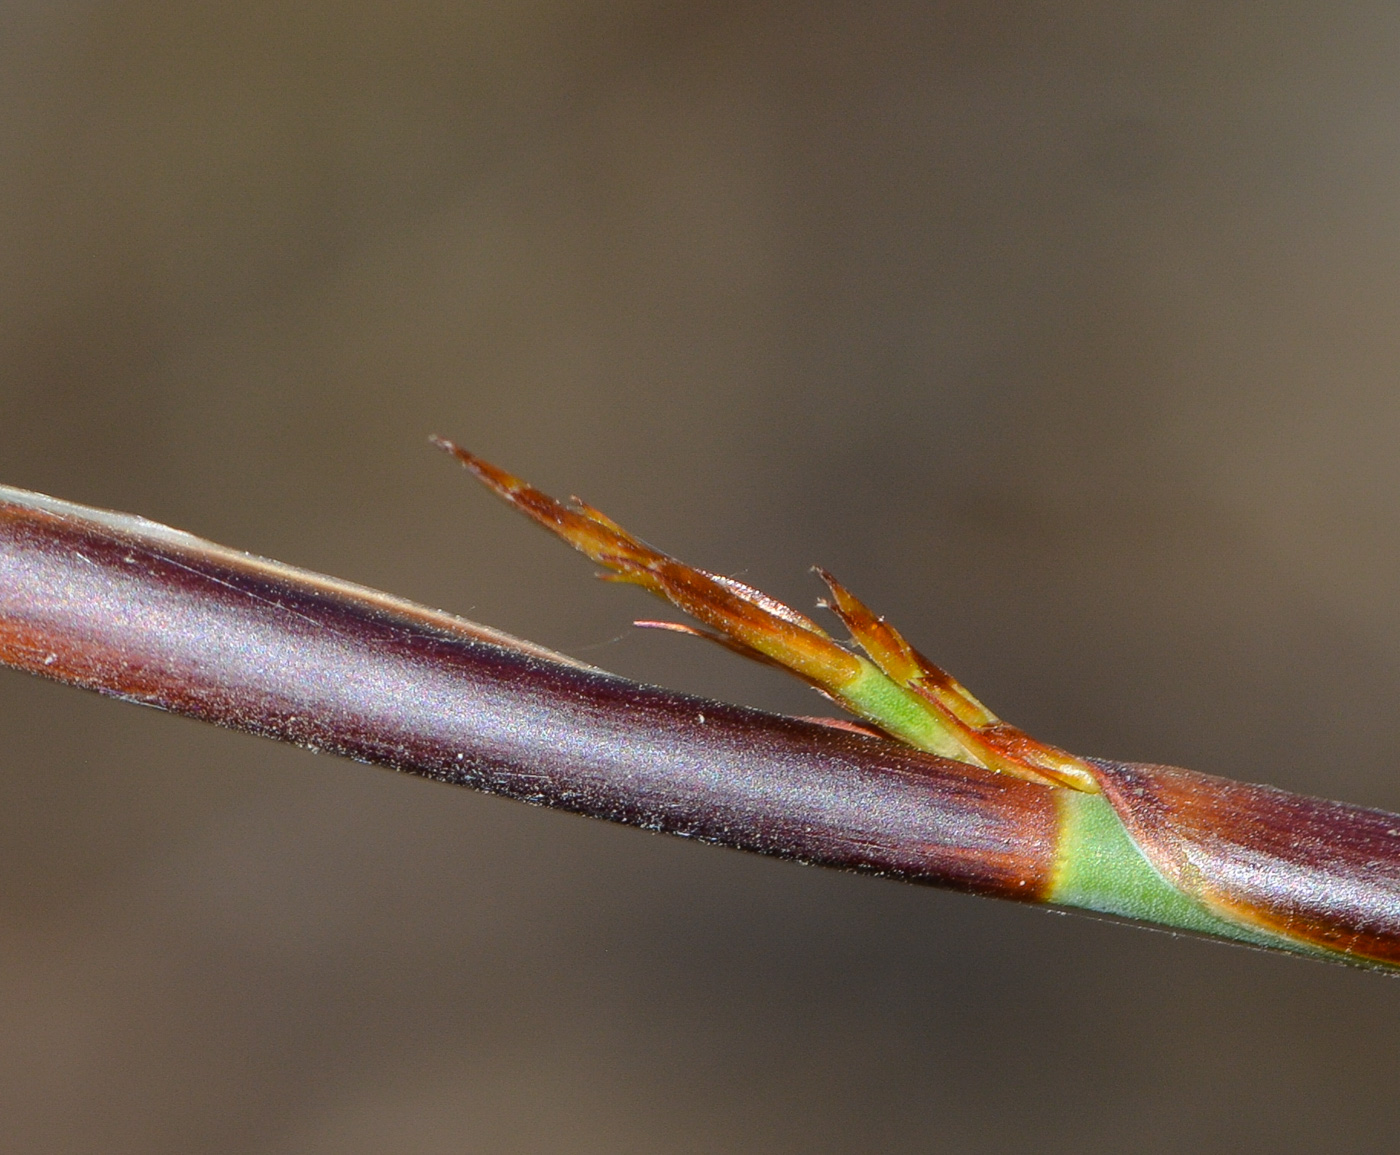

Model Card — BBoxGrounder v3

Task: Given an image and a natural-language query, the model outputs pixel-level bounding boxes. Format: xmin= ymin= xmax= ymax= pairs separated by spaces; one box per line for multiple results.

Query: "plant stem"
xmin=0 ymin=479 xmax=1397 ymax=971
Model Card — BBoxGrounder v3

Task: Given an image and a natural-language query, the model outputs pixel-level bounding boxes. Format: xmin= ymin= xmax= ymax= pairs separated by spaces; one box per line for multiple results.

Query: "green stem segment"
xmin=1049 ymin=789 xmax=1338 ymax=964
xmin=848 ymin=658 xmax=1361 ymax=964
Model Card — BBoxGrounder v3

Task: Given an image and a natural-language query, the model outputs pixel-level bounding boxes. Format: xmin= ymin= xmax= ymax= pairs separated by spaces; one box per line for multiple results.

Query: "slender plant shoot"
xmin=432 ymin=440 xmax=1400 ymax=970
xmin=0 ymin=444 xmax=1396 ymax=972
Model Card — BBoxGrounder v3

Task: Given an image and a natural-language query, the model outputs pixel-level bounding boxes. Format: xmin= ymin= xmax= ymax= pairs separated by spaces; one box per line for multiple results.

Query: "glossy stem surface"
xmin=2 ymin=484 xmax=1398 ymax=970
xmin=0 ymin=486 xmax=1058 ymax=899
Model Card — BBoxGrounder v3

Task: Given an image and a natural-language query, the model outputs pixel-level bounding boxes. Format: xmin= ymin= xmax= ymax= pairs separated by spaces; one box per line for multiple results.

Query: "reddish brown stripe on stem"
xmin=1094 ymin=761 xmax=1400 ymax=965
xmin=0 ymin=492 xmax=1060 ymax=900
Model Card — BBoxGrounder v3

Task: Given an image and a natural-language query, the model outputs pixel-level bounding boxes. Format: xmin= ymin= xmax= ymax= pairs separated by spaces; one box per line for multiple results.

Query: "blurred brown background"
xmin=2 ymin=3 xmax=1400 ymax=1151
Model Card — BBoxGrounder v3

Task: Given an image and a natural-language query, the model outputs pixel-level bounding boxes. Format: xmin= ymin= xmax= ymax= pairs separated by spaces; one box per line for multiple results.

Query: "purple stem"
xmin=0 ymin=485 xmax=1059 ymax=901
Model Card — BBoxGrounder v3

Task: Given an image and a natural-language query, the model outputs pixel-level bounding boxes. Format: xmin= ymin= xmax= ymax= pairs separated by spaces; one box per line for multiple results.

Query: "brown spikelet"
xmin=438 ymin=443 xmax=1101 ymax=790
xmin=815 ymin=568 xmax=996 ymax=727
xmin=431 ymin=439 xmax=865 ymax=692
xmin=815 ymin=569 xmax=1099 ymax=793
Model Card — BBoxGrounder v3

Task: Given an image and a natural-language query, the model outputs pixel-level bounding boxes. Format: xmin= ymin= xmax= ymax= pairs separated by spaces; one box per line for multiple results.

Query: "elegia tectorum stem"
xmin=0 ymin=463 xmax=1398 ymax=972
